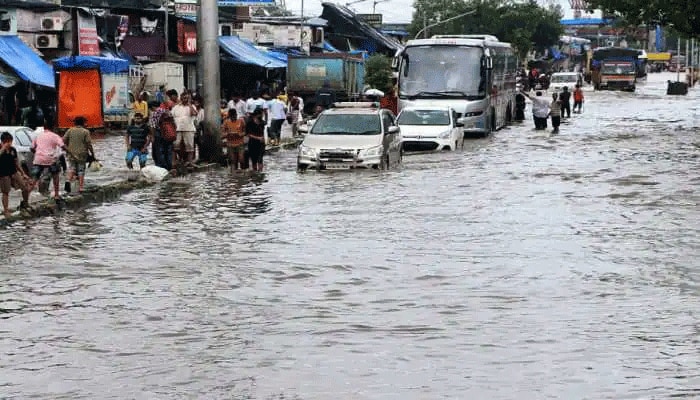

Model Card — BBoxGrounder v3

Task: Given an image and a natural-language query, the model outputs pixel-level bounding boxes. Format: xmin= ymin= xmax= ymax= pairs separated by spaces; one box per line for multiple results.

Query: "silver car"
xmin=1 ymin=126 xmax=38 ymax=173
xmin=297 ymin=103 xmax=403 ymax=171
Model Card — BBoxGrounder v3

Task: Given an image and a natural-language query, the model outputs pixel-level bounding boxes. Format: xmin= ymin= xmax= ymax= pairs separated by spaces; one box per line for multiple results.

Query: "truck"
xmin=141 ymin=62 xmax=185 ymax=95
xmin=286 ymin=53 xmax=365 ymax=114
xmin=591 ymin=47 xmax=646 ymax=92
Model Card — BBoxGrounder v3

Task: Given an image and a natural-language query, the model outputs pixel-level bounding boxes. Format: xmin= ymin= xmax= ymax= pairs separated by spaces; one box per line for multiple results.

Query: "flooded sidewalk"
xmin=1 ymin=122 xmax=298 ymax=223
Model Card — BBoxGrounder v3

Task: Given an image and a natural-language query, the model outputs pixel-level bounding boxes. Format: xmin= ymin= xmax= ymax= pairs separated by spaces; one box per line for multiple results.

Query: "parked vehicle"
xmin=393 ymin=34 xmax=518 ymax=136
xmin=142 ymin=62 xmax=185 ymax=95
xmin=668 ymin=55 xmax=687 ymax=73
xmin=549 ymin=72 xmax=583 ymax=92
xmin=287 ymin=54 xmax=365 ymax=114
xmin=296 ymin=102 xmax=402 ymax=171
xmin=1 ymin=126 xmax=38 ymax=173
xmin=397 ymin=106 xmax=463 ymax=152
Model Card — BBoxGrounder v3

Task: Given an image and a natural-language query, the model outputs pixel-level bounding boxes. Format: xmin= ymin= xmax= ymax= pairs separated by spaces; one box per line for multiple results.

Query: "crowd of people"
xmin=519 ymin=84 xmax=585 ymax=134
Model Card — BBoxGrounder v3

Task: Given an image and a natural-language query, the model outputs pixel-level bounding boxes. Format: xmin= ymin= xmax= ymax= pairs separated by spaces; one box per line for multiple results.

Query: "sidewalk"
xmin=1 ymin=122 xmax=300 ymax=224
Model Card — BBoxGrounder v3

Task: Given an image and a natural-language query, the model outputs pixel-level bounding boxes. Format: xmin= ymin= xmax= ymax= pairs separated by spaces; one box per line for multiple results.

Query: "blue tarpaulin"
xmin=218 ymin=36 xmax=286 ymax=68
xmin=323 ymin=40 xmax=340 ymax=52
xmin=52 ymin=55 xmax=131 ymax=74
xmin=560 ymin=18 xmax=610 ymax=26
xmin=0 ymin=36 xmax=54 ymax=88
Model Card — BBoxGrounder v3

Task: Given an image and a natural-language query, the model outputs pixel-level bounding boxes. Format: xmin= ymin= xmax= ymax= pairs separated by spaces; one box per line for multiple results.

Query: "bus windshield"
xmin=399 ymin=45 xmax=485 ymax=99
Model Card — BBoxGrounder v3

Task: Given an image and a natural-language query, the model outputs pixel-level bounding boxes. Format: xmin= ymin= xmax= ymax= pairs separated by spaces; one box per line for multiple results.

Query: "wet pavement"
xmin=1 ymin=72 xmax=699 ymax=399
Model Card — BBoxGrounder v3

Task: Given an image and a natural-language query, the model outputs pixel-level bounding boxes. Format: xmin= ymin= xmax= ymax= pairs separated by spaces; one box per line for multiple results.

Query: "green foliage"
xmin=364 ymin=54 xmax=393 ymax=93
xmin=408 ymin=0 xmax=564 ymax=59
xmin=586 ymin=0 xmax=700 ymax=37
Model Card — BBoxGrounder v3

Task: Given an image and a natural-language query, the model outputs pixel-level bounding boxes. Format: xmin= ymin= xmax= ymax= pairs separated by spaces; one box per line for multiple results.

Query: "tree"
xmin=364 ymin=54 xmax=393 ymax=93
xmin=408 ymin=0 xmax=563 ymax=60
xmin=586 ymin=0 xmax=700 ymax=37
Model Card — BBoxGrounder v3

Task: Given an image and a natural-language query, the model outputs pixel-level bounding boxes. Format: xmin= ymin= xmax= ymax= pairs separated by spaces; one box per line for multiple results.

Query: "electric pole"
xmin=197 ymin=0 xmax=222 ymax=161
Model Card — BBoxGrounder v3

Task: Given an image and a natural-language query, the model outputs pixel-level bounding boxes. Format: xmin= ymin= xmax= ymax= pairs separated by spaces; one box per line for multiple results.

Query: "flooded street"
xmin=1 ymin=72 xmax=699 ymax=399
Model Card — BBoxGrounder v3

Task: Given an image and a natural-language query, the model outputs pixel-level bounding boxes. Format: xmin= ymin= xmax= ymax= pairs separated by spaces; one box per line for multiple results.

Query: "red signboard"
xmin=177 ymin=20 xmax=198 ymax=54
xmin=77 ymin=12 xmax=100 ymax=56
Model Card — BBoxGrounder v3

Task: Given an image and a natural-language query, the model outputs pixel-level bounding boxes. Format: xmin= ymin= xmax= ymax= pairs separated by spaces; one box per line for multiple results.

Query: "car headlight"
xmin=359 ymin=145 xmax=383 ymax=157
xmin=463 ymin=111 xmax=483 ymax=117
xmin=299 ymin=145 xmax=317 ymax=157
xmin=438 ymin=130 xmax=452 ymax=139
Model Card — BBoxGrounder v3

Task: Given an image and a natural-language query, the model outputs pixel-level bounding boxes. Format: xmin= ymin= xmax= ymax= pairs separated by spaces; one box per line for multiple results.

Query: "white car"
xmin=0 ymin=126 xmax=38 ymax=173
xmin=297 ymin=102 xmax=402 ymax=171
xmin=397 ymin=106 xmax=464 ymax=151
xmin=549 ymin=72 xmax=583 ymax=93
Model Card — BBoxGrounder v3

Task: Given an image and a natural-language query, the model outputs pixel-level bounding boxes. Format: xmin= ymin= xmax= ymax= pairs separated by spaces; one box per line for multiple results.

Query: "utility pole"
xmin=300 ymin=0 xmax=305 ymax=54
xmin=197 ymin=0 xmax=222 ymax=161
xmin=163 ymin=0 xmax=169 ymax=59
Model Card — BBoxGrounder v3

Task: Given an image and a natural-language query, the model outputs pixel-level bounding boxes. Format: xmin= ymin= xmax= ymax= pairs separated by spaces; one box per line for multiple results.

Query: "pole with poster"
xmin=197 ymin=0 xmax=222 ymax=161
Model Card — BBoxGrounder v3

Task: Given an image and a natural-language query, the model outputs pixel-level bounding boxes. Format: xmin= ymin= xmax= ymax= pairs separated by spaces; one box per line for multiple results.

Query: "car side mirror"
xmin=455 ymin=121 xmax=464 ymax=127
xmin=387 ymin=126 xmax=400 ymax=134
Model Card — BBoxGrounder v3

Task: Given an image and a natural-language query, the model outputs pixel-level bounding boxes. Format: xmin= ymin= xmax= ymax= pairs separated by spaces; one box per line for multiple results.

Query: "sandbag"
xmin=140 ymin=165 xmax=170 ymax=182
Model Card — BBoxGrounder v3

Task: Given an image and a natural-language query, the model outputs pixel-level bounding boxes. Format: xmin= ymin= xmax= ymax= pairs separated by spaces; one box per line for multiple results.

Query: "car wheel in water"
xmin=297 ymin=163 xmax=308 ymax=172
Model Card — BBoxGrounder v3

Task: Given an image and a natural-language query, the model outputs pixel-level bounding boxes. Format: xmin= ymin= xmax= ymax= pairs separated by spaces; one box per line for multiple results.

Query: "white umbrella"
xmin=364 ymin=88 xmax=385 ymax=97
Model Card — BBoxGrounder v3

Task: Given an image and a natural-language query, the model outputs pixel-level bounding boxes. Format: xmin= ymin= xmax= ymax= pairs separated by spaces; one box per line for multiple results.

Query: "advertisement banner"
xmin=174 ymin=0 xmax=198 ymax=17
xmin=177 ymin=20 xmax=197 ymax=54
xmin=102 ymin=73 xmax=129 ymax=115
xmin=77 ymin=12 xmax=100 ymax=56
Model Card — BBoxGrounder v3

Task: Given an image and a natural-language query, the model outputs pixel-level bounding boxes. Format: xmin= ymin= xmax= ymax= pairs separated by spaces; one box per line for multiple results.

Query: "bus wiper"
xmin=408 ymin=91 xmax=469 ymax=98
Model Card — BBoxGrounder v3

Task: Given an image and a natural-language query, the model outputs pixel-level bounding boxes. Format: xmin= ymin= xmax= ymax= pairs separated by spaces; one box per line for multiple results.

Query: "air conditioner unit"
xmin=35 ymin=34 xmax=59 ymax=49
xmin=219 ymin=23 xmax=233 ymax=36
xmin=41 ymin=16 xmax=64 ymax=31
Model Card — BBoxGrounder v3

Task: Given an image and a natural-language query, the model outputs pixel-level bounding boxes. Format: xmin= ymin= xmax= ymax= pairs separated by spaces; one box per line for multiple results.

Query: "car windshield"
xmin=398 ymin=109 xmax=450 ymax=126
xmin=602 ymin=63 xmax=635 ymax=74
xmin=551 ymin=75 xmax=577 ymax=83
xmin=310 ymin=114 xmax=381 ymax=135
xmin=10 ymin=130 xmax=32 ymax=147
xmin=399 ymin=45 xmax=485 ymax=98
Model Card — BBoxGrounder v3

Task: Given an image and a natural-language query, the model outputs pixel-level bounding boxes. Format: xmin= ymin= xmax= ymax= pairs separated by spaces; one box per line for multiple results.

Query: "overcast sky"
xmin=281 ymin=0 xmax=599 ymax=24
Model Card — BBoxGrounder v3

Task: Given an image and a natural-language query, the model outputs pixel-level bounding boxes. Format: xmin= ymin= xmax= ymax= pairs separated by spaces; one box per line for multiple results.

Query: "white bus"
xmin=392 ymin=35 xmax=518 ymax=135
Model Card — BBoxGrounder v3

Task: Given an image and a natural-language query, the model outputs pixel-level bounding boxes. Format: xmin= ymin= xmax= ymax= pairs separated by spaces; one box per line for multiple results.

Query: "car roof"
xmin=323 ymin=108 xmax=382 ymax=115
xmin=552 ymin=72 xmax=579 ymax=76
xmin=400 ymin=106 xmax=452 ymax=112
xmin=0 ymin=126 xmax=30 ymax=131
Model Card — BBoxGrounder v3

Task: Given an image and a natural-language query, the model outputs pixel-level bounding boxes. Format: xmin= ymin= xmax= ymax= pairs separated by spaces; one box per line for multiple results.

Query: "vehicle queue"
xmin=296 ymin=34 xmax=518 ymax=172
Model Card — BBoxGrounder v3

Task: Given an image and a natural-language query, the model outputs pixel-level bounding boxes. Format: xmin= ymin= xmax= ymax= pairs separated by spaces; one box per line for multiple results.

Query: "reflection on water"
xmin=1 ymin=73 xmax=699 ymax=399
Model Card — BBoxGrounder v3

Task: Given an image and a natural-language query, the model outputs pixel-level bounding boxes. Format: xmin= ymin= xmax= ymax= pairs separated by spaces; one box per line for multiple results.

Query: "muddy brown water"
xmin=1 ymin=73 xmax=698 ymax=399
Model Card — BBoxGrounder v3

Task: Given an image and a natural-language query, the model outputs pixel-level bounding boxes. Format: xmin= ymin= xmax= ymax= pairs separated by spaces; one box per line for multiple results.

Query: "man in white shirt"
xmin=170 ymin=92 xmax=198 ymax=166
xmin=245 ymin=92 xmax=267 ymax=121
xmin=267 ymin=92 xmax=287 ymax=145
xmin=521 ymin=90 xmax=550 ymax=130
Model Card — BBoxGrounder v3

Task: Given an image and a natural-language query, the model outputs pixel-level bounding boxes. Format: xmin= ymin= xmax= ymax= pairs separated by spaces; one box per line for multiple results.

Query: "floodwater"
xmin=1 ymin=73 xmax=699 ymax=399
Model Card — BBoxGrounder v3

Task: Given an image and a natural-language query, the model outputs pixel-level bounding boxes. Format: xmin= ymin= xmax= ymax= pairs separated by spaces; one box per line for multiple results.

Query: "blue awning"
xmin=0 ymin=36 xmax=54 ymax=88
xmin=52 ymin=55 xmax=131 ymax=74
xmin=218 ymin=36 xmax=286 ymax=69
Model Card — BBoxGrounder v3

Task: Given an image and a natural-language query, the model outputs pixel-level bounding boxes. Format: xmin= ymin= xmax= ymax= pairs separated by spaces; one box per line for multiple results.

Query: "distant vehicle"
xmin=296 ymin=102 xmax=402 ymax=171
xmin=393 ymin=34 xmax=518 ymax=136
xmin=549 ymin=72 xmax=583 ymax=92
xmin=668 ymin=55 xmax=686 ymax=72
xmin=1 ymin=126 xmax=38 ymax=173
xmin=591 ymin=47 xmax=646 ymax=91
xmin=287 ymin=54 xmax=365 ymax=114
xmin=397 ymin=106 xmax=464 ymax=152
